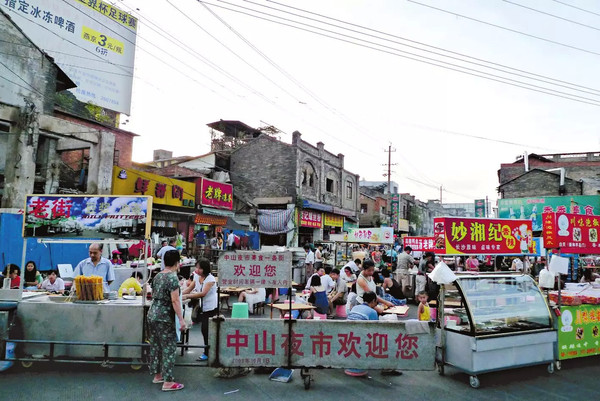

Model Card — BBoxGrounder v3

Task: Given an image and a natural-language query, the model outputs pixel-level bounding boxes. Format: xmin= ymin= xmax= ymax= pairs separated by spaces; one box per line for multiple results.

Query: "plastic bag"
xmin=428 ymin=262 xmax=457 ymax=285
xmin=539 ymin=268 xmax=555 ymax=289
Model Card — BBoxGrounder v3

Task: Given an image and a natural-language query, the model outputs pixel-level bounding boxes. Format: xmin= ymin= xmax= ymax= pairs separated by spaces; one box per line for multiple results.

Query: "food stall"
xmin=0 ymin=195 xmax=153 ymax=368
xmin=432 ymin=217 xmax=556 ymax=388
xmin=542 ymin=211 xmax=600 ymax=365
xmin=330 ymin=227 xmax=395 ymax=268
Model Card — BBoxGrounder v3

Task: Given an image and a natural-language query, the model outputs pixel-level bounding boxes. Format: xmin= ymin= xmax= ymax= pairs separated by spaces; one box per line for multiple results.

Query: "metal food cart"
xmin=436 ymin=273 xmax=557 ymax=388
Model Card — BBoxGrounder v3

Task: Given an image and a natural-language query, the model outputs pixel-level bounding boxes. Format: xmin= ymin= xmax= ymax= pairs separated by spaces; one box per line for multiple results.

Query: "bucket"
xmin=231 ymin=302 xmax=249 ymax=319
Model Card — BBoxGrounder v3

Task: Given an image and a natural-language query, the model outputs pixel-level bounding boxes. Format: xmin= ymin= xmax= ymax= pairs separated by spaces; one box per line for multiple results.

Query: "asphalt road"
xmin=1 ymin=322 xmax=598 ymax=401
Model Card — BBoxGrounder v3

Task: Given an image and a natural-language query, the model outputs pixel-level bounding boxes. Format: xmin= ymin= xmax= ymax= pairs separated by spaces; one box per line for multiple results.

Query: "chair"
xmin=252 ymin=301 xmax=266 ymax=315
xmin=231 ymin=302 xmax=249 ymax=319
xmin=313 ymin=312 xmax=327 ymax=320
xmin=219 ymin=293 xmax=231 ymax=311
xmin=335 ymin=304 xmax=347 ymax=318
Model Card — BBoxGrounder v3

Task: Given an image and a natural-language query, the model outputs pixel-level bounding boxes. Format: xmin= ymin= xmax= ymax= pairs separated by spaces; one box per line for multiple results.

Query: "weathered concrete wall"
xmin=499 ymin=169 xmax=582 ymax=198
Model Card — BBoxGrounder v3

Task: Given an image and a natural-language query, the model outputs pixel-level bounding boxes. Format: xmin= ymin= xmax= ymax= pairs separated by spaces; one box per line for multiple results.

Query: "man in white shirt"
xmin=314 ymin=244 xmax=324 ymax=270
xmin=226 ymin=230 xmax=236 ymax=251
xmin=511 ymin=257 xmax=524 ymax=272
xmin=304 ymin=244 xmax=315 ymax=285
xmin=305 ymin=267 xmax=335 ymax=293
xmin=156 ymin=238 xmax=177 ymax=269
xmin=395 ymin=246 xmax=414 ymax=299
xmin=344 ymin=259 xmax=362 ymax=275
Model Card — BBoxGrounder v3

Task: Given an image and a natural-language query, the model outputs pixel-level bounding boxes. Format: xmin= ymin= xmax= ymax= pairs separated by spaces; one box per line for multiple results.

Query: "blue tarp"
xmin=0 ymin=213 xmax=92 ymax=271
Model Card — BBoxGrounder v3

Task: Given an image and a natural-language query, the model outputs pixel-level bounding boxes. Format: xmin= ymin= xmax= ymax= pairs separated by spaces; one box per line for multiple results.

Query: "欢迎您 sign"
xmin=217 ymin=251 xmax=292 ymax=288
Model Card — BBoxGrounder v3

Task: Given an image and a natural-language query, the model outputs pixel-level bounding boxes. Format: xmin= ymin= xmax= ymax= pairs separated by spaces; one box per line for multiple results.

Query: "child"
xmin=417 ymin=291 xmax=431 ymax=321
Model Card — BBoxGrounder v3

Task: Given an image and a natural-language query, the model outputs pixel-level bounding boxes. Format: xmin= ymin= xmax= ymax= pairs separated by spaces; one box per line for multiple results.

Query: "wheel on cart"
xmin=555 ymin=361 xmax=561 ymax=371
xmin=303 ymin=375 xmax=311 ymax=390
xmin=469 ymin=375 xmax=480 ymax=389
xmin=547 ymin=363 xmax=555 ymax=374
xmin=21 ymin=361 xmax=33 ymax=368
xmin=131 ymin=359 xmax=143 ymax=370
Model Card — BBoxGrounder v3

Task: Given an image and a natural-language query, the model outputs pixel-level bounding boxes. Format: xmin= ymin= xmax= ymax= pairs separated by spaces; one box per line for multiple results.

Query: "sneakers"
xmin=196 ymin=354 xmax=208 ymax=362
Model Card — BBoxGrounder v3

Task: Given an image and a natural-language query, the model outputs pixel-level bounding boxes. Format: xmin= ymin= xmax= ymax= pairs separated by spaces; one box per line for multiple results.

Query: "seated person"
xmin=3 ymin=264 xmax=21 ymax=289
xmin=238 ymin=288 xmax=267 ymax=314
xmin=343 ymin=259 xmax=362 ymax=275
xmin=111 ymin=250 xmax=124 ymax=266
xmin=580 ymin=268 xmax=600 ymax=283
xmin=341 ymin=266 xmax=357 ymax=284
xmin=118 ymin=271 xmax=143 ymax=297
xmin=308 ymin=275 xmax=329 ymax=318
xmin=39 ymin=270 xmax=65 ymax=294
xmin=328 ymin=268 xmax=348 ymax=316
xmin=24 ymin=260 xmax=43 ymax=290
xmin=381 ymin=268 xmax=406 ymax=305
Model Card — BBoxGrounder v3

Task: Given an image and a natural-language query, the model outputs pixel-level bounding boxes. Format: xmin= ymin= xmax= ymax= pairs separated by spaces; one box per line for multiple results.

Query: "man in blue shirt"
xmin=73 ymin=243 xmax=115 ymax=293
xmin=347 ymin=291 xmax=378 ymax=321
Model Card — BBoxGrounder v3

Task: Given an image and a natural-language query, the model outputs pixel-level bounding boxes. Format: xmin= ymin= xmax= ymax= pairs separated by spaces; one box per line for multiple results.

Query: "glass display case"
xmin=437 ymin=274 xmax=556 ymax=388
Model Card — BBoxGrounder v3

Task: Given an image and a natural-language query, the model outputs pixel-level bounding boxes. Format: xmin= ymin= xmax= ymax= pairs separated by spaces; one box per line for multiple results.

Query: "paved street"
xmin=1 ymin=321 xmax=598 ymax=401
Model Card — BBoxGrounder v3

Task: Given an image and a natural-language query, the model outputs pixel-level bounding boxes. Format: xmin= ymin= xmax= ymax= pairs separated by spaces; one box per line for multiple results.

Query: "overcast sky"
xmin=119 ymin=0 xmax=600 ymax=205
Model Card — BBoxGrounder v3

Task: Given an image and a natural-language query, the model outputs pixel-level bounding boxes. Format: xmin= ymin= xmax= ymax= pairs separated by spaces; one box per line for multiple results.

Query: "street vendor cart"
xmin=436 ymin=273 xmax=556 ymax=388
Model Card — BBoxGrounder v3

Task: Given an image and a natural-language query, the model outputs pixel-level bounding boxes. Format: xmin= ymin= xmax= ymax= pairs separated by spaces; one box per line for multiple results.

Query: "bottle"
xmin=530 ymin=205 xmax=538 ymax=229
xmin=509 ymin=207 xmax=516 ymax=219
xmin=519 ymin=205 xmax=526 ymax=220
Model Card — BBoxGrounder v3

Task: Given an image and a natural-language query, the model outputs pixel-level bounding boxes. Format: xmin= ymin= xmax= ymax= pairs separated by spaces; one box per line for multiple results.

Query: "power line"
xmin=264 ymin=0 xmax=600 ymax=95
xmin=503 ymin=0 xmax=600 ymax=32
xmin=407 ymin=0 xmax=600 ymax=57
xmin=0 ymin=59 xmax=44 ymax=96
xmin=200 ymin=0 xmax=600 ymax=106
xmin=550 ymin=0 xmax=600 ymax=17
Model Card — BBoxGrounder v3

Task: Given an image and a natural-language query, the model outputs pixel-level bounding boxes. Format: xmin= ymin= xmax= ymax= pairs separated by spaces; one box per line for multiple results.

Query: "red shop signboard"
xmin=300 ymin=210 xmax=322 ymax=228
xmin=199 ymin=178 xmax=233 ymax=210
xmin=433 ymin=217 xmax=535 ymax=255
xmin=542 ymin=212 xmax=600 ymax=253
xmin=403 ymin=237 xmax=435 ymax=252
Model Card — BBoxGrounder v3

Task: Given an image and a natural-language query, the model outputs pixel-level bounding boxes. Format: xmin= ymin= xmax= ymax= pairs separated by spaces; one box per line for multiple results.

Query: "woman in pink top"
xmin=465 ymin=255 xmax=479 ymax=272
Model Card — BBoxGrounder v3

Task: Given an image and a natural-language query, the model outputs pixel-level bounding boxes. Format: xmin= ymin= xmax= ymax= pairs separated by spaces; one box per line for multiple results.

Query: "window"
xmin=326 ymin=178 xmax=334 ymax=192
xmin=360 ymin=204 xmax=368 ymax=213
xmin=113 ymin=149 xmax=120 ymax=166
xmin=309 ymin=173 xmax=314 ymax=187
xmin=380 ymin=206 xmax=386 ymax=215
xmin=302 ymin=170 xmax=307 ymax=185
xmin=346 ymin=180 xmax=353 ymax=199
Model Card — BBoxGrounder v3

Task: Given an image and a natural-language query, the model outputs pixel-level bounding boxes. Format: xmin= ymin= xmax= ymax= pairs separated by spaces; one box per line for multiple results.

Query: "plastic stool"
xmin=231 ymin=302 xmax=249 ymax=319
xmin=335 ymin=304 xmax=347 ymax=318
xmin=313 ymin=312 xmax=327 ymax=320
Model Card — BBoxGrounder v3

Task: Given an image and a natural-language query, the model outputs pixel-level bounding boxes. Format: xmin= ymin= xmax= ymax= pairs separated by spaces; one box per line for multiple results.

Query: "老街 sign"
xmin=209 ymin=319 xmax=435 ymax=370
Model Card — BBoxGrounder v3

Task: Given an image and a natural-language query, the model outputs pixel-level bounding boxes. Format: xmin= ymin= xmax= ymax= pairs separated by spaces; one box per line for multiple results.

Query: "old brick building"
xmin=498 ymin=152 xmax=600 ymax=199
xmin=230 ymin=129 xmax=359 ymax=246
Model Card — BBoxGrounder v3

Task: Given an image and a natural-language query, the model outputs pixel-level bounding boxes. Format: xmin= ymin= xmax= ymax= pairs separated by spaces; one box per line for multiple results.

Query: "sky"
xmin=115 ymin=0 xmax=600 ymax=206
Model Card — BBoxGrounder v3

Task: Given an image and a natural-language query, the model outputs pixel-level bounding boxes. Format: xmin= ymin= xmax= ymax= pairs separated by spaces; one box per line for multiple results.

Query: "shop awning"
xmin=258 ymin=208 xmax=294 ymax=235
xmin=194 ymin=214 xmax=228 ymax=225
xmin=201 ymin=207 xmax=235 ymax=217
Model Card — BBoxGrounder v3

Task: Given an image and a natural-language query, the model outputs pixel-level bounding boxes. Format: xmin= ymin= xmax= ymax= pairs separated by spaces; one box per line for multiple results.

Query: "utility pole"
xmin=383 ymin=144 xmax=397 ymax=228
xmin=440 ymin=185 xmax=443 ymax=204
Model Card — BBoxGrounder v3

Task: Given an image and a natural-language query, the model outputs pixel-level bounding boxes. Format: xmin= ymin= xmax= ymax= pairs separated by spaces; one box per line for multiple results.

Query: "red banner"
xmin=542 ymin=212 xmax=600 ymax=253
xmin=403 ymin=236 xmax=435 ymax=252
xmin=433 ymin=217 xmax=535 ymax=255
xmin=300 ymin=210 xmax=322 ymax=228
xmin=199 ymin=178 xmax=233 ymax=210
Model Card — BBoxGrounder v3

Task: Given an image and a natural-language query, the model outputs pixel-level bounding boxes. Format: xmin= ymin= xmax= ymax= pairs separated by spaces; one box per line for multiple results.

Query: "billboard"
xmin=323 ymin=213 xmax=343 ymax=227
xmin=557 ymin=305 xmax=600 ymax=360
xmin=299 ymin=210 xmax=322 ymax=228
xmin=198 ymin=177 xmax=233 ymax=210
xmin=403 ymin=237 xmax=435 ymax=252
xmin=474 ymin=199 xmax=486 ymax=218
xmin=343 ymin=227 xmax=394 ymax=244
xmin=433 ymin=217 xmax=534 ymax=255
xmin=542 ymin=212 xmax=600 ymax=254
xmin=24 ymin=195 xmax=151 ymax=238
xmin=112 ymin=167 xmax=196 ymax=209
xmin=391 ymin=194 xmax=400 ymax=230
xmin=1 ymin=0 xmax=137 ymax=114
xmin=498 ymin=196 xmax=600 ymax=231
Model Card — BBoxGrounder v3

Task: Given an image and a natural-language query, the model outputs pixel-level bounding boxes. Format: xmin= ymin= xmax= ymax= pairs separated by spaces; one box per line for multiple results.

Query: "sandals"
xmin=162 ymin=382 xmax=184 ymax=391
xmin=152 ymin=378 xmax=164 ymax=384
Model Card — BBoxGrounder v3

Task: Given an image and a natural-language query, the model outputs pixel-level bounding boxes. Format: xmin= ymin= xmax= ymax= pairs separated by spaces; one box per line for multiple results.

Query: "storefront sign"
xmin=391 ymin=194 xmax=400 ymax=230
xmin=433 ymin=217 xmax=534 ymax=255
xmin=344 ymin=227 xmax=394 ymax=244
xmin=542 ymin=212 xmax=600 ymax=253
xmin=209 ymin=319 xmax=435 ymax=369
xmin=23 ymin=195 xmax=151 ymax=238
xmin=558 ymin=305 xmax=600 ymax=360
xmin=498 ymin=195 xmax=600 ymax=231
xmin=194 ymin=214 xmax=228 ymax=226
xmin=218 ymin=251 xmax=292 ymax=288
xmin=300 ymin=210 xmax=322 ymax=228
xmin=474 ymin=199 xmax=486 ymax=218
xmin=199 ymin=178 xmax=233 ymax=210
xmin=323 ymin=213 xmax=343 ymax=227
xmin=403 ymin=237 xmax=435 ymax=252
xmin=112 ymin=167 xmax=195 ymax=209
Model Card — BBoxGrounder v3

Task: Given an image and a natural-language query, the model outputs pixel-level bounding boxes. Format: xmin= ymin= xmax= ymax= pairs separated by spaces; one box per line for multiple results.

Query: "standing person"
xmin=314 ymin=244 xmax=324 ymax=270
xmin=357 ymin=260 xmax=393 ymax=314
xmin=217 ymin=232 xmax=224 ymax=250
xmin=523 ymin=256 xmax=532 ymax=275
xmin=226 ymin=230 xmax=236 ymax=251
xmin=23 ymin=261 xmax=42 ymax=289
xmin=417 ymin=291 xmax=431 ymax=321
xmin=395 ymin=246 xmax=414 ymax=299
xmin=417 ymin=252 xmax=435 ymax=294
xmin=455 ymin=256 xmax=465 ymax=272
xmin=175 ymin=232 xmax=184 ymax=253
xmin=111 ymin=250 xmax=123 ymax=266
xmin=304 ymin=244 xmax=315 ymax=285
xmin=182 ymin=258 xmax=217 ymax=362
xmin=465 ymin=255 xmax=480 ymax=272
xmin=156 ymin=238 xmax=177 ymax=268
xmin=534 ymin=257 xmax=547 ymax=277
xmin=511 ymin=256 xmax=524 ymax=272
xmin=73 ymin=243 xmax=115 ymax=293
xmin=147 ymin=250 xmax=186 ymax=392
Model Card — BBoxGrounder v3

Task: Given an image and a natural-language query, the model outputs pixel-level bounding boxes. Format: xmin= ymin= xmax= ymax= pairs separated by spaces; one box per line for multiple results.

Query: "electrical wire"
xmin=550 ymin=0 xmax=600 ymax=17
xmin=198 ymin=0 xmax=600 ymax=107
xmin=406 ymin=0 xmax=600 ymax=57
xmin=263 ymin=0 xmax=600 ymax=95
xmin=0 ymin=59 xmax=45 ymax=96
xmin=503 ymin=0 xmax=600 ymax=32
